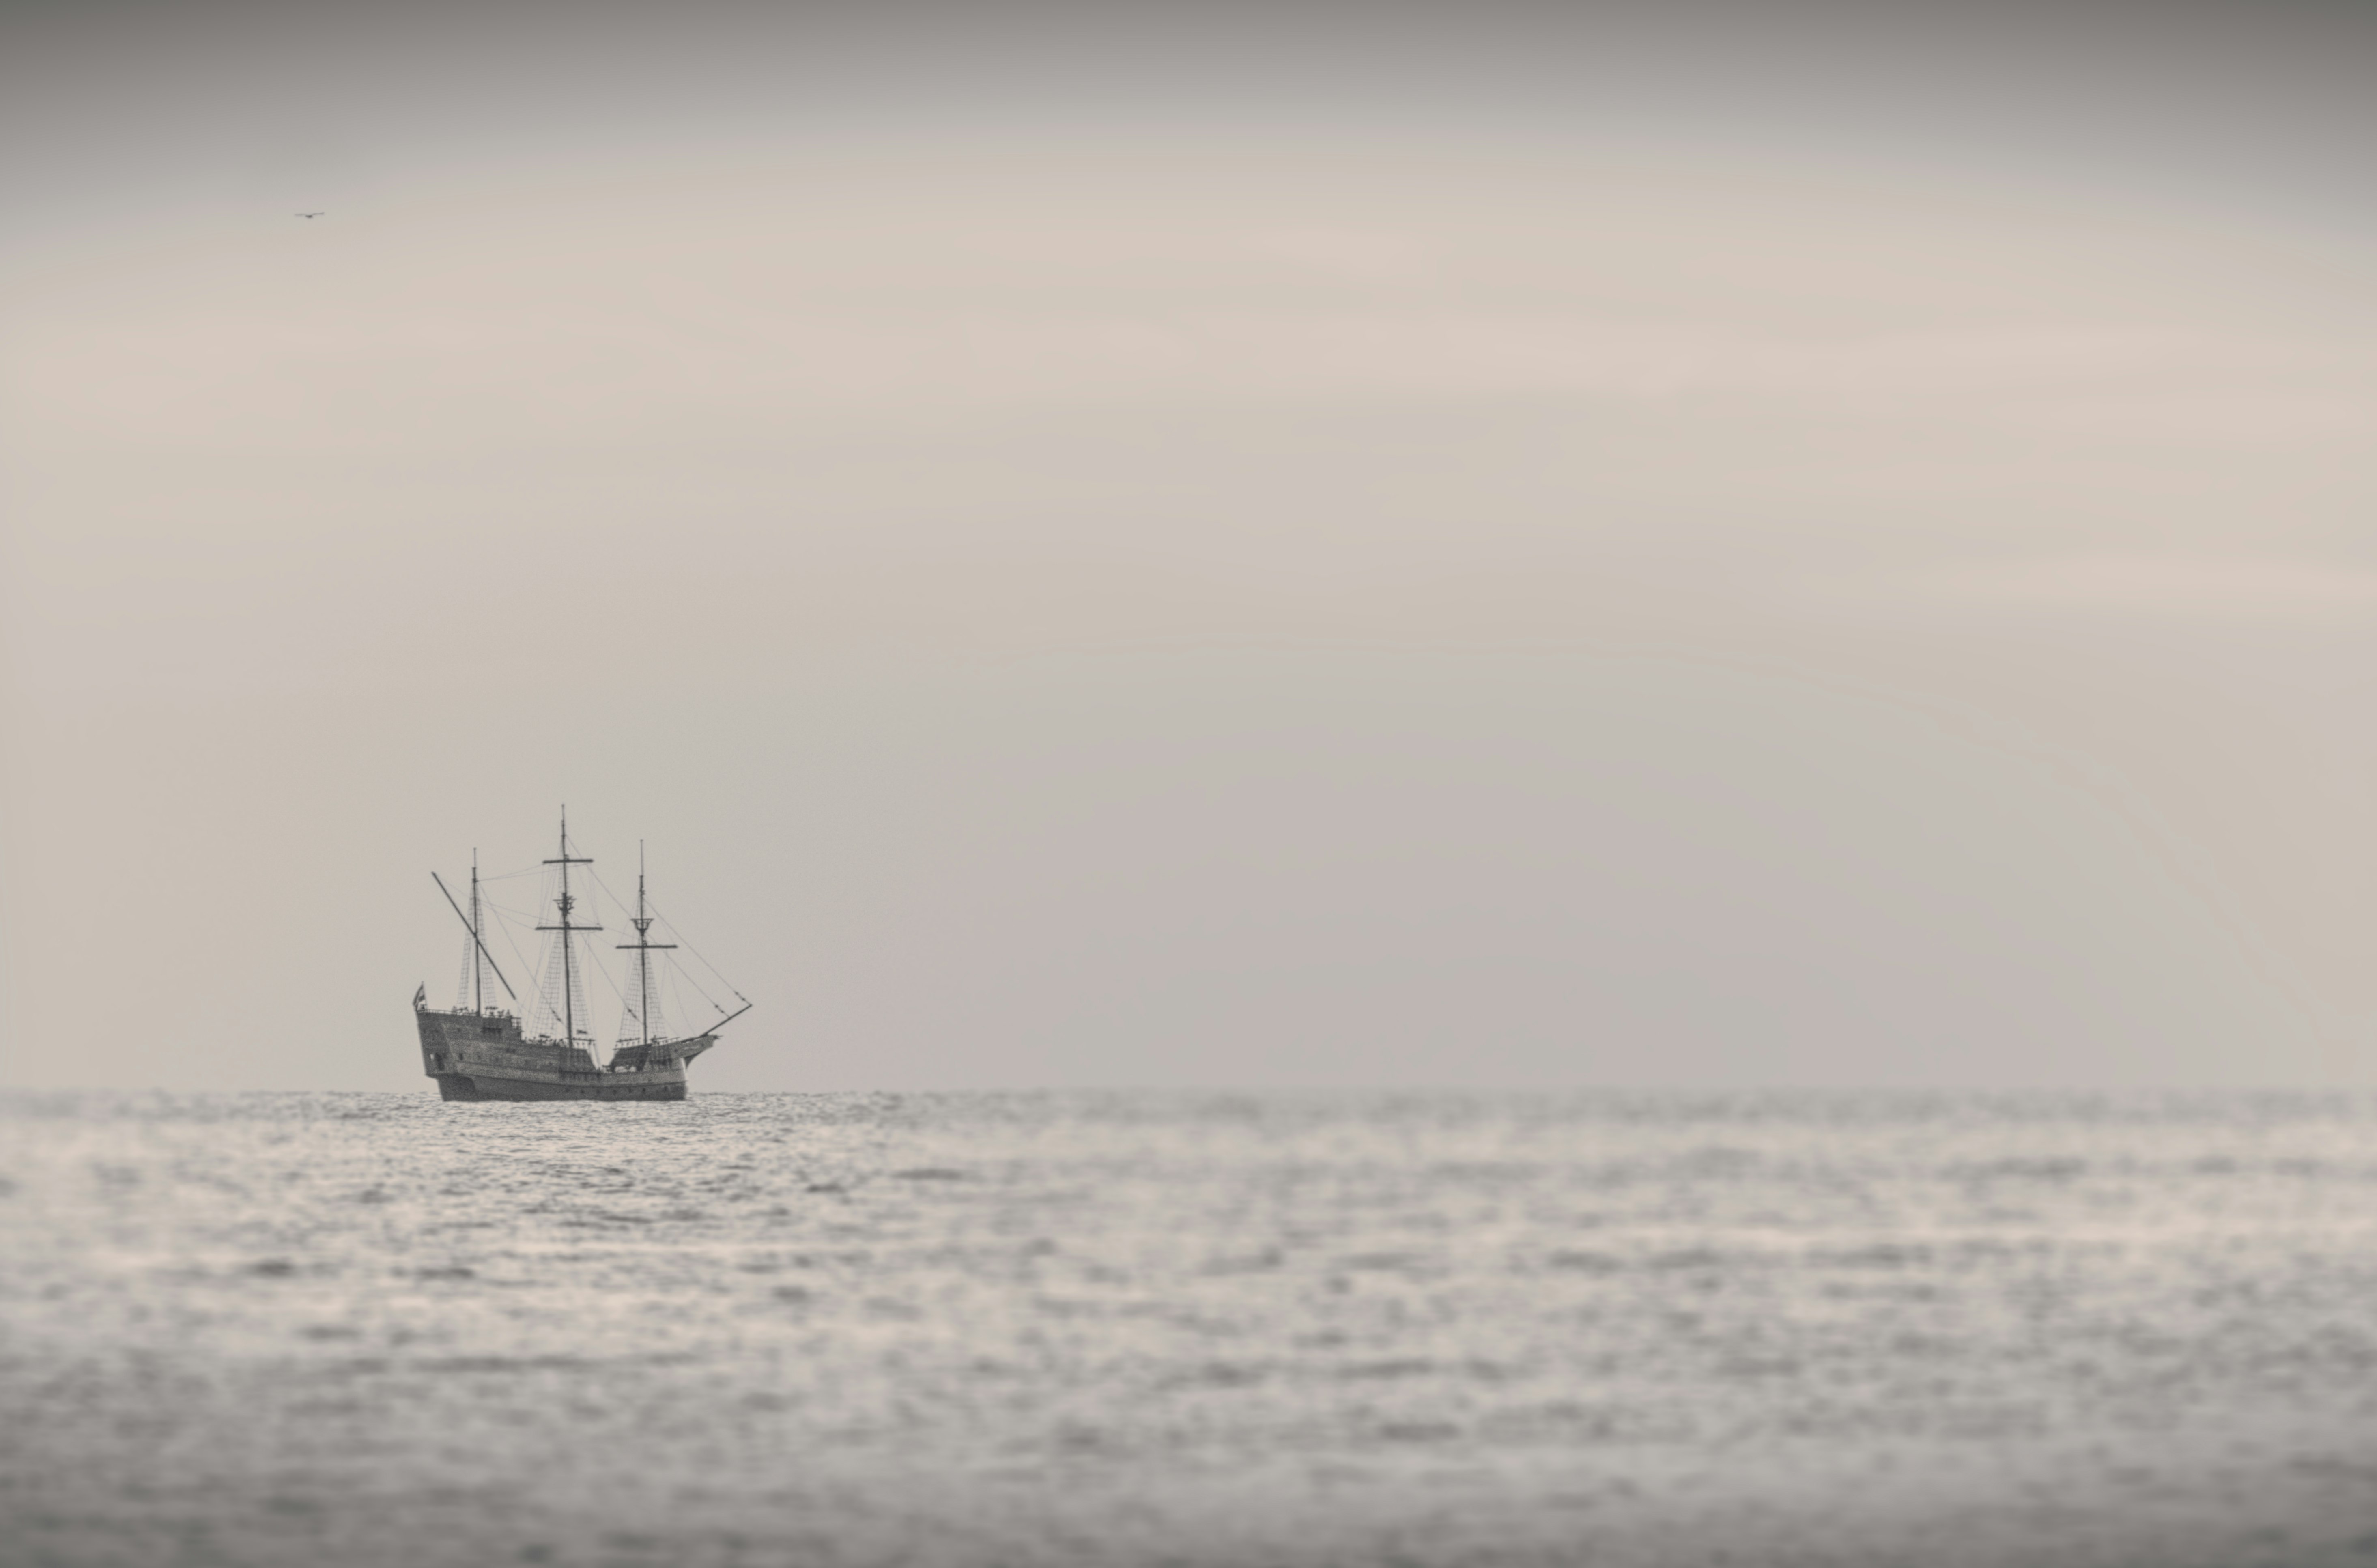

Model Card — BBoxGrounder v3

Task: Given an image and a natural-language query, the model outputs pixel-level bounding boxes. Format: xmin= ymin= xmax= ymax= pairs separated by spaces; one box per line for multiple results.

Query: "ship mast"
xmin=617 ymin=840 xmax=676 ymax=1049
xmin=431 ymin=870 xmax=516 ymax=1005
xmin=536 ymin=807 xmax=599 ymax=1048
xmin=469 ymin=850 xmax=483 ymax=1015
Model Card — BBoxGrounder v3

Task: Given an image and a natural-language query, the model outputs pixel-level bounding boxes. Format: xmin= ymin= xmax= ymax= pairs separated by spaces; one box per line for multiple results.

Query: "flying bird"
xmin=295 ymin=211 xmax=324 ymax=219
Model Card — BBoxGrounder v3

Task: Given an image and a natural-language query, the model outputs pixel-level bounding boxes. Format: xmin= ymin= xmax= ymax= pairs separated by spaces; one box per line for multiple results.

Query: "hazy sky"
xmin=3 ymin=0 xmax=2374 ymax=1091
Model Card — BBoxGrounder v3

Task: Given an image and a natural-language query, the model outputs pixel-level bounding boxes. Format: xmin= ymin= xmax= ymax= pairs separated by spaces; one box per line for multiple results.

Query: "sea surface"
xmin=3 ymin=1091 xmax=2375 ymax=1568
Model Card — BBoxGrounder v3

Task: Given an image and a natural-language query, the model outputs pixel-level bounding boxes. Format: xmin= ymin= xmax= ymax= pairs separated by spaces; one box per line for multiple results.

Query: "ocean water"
xmin=3 ymin=1092 xmax=2375 ymax=1568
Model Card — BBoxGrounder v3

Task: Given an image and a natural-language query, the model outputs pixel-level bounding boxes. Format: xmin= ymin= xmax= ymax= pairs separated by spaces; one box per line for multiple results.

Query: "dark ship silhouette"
xmin=413 ymin=812 xmax=749 ymax=1101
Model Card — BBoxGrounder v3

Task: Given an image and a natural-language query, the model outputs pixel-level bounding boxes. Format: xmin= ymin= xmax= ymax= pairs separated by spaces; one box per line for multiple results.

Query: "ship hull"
xmin=433 ymin=1070 xmax=688 ymax=1102
xmin=415 ymin=1007 xmax=713 ymax=1103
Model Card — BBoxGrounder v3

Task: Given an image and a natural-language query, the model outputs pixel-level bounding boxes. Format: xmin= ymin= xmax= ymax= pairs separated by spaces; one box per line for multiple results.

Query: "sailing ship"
xmin=413 ymin=812 xmax=750 ymax=1101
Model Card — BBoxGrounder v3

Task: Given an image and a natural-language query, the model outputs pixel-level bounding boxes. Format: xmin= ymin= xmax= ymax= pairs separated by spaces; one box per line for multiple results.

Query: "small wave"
xmin=1340 ymin=1251 xmax=1427 ymax=1274
xmin=1546 ymin=1250 xmax=1624 ymax=1273
xmin=1957 ymin=1157 xmax=2089 ymax=1181
xmin=1201 ymin=1248 xmax=1284 ymax=1275
xmin=1820 ymin=1244 xmax=1932 ymax=1269
xmin=1719 ymin=1354 xmax=1803 ymax=1378
xmin=1339 ymin=1358 xmax=1435 ymax=1380
xmin=414 ymin=1355 xmax=590 ymax=1374
xmin=1162 ymin=1362 xmax=1266 ymax=1390
xmin=1648 ymin=1248 xmax=1728 ymax=1271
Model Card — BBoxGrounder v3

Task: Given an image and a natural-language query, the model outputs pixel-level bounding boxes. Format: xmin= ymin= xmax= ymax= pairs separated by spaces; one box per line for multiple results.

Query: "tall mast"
xmin=636 ymin=845 xmax=649 ymax=1048
xmin=469 ymin=850 xmax=483 ymax=1015
xmin=537 ymin=807 xmax=598 ymax=1048
xmin=617 ymin=839 xmax=675 ymax=1049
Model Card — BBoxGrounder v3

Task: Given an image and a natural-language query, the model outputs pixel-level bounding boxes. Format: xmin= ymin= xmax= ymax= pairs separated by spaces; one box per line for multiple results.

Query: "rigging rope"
xmin=639 ymin=892 xmax=752 ymax=1008
xmin=582 ymin=863 xmax=742 ymax=1026
xmin=484 ymin=895 xmax=541 ymax=1010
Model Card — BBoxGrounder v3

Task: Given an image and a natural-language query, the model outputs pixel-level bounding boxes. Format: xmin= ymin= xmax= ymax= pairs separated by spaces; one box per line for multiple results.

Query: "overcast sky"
xmin=3 ymin=0 xmax=2374 ymax=1091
